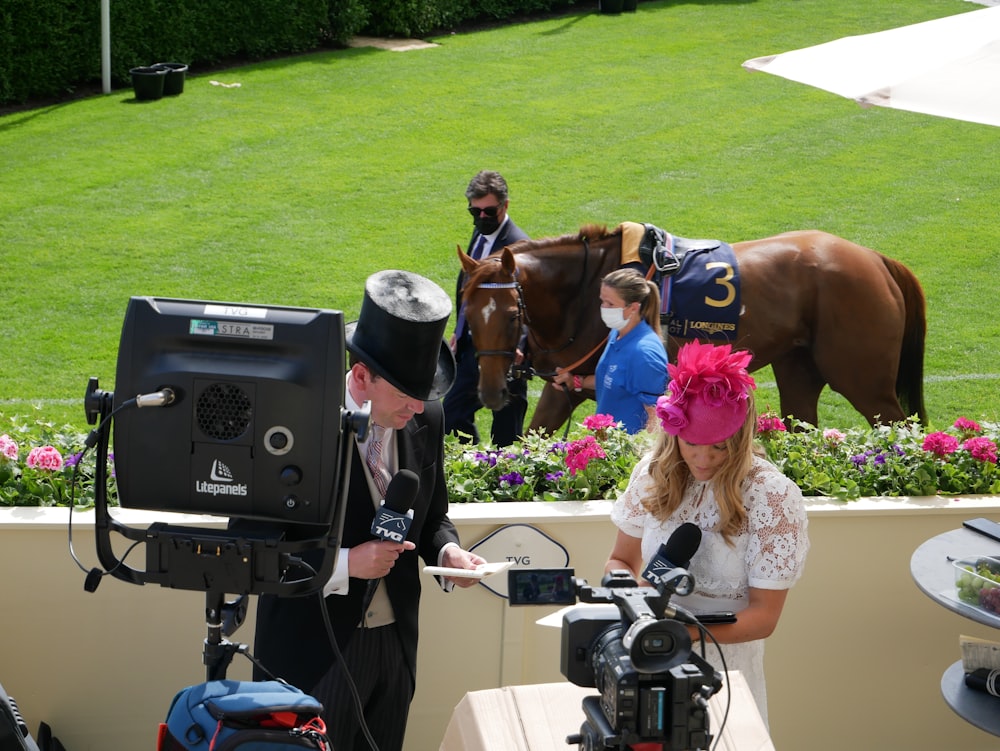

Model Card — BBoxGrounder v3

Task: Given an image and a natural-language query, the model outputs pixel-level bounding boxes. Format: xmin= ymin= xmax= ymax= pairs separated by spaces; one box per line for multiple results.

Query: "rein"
xmin=470 ymin=235 xmax=624 ymax=437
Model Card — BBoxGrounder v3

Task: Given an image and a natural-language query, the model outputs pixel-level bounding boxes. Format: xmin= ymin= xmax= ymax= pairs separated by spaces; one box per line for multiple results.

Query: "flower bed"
xmin=444 ymin=414 xmax=644 ymax=502
xmin=757 ymin=415 xmax=1000 ymax=500
xmin=0 ymin=417 xmax=115 ymax=507
xmin=3 ymin=413 xmax=998 ymax=507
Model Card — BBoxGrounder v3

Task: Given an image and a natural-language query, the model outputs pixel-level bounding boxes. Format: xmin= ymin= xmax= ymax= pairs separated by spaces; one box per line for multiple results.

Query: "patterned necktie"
xmin=365 ymin=426 xmax=389 ymax=499
xmin=456 ymin=234 xmax=490 ymax=339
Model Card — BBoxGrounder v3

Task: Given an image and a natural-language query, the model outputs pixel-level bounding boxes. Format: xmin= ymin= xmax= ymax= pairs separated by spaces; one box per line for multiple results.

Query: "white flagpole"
xmin=101 ymin=0 xmax=110 ymax=93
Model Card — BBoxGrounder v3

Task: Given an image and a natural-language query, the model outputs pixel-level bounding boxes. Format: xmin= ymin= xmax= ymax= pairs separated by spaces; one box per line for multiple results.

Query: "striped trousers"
xmin=310 ymin=623 xmax=414 ymax=751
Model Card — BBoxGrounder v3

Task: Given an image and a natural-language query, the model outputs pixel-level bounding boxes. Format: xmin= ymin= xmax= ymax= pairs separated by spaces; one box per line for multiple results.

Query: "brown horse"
xmin=458 ymin=224 xmax=927 ymax=434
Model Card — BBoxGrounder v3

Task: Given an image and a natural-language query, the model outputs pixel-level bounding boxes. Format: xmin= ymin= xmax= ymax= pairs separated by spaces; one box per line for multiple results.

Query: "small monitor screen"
xmin=112 ymin=296 xmax=346 ymax=525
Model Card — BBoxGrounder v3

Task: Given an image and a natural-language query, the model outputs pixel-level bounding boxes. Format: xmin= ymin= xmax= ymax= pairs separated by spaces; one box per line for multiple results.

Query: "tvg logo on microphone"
xmin=374 ymin=510 xmax=408 ymax=542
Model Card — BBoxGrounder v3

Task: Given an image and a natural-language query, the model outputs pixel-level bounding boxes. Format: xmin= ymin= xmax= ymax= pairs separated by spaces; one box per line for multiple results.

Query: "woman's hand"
xmin=552 ymin=367 xmax=573 ymax=392
xmin=553 ymin=367 xmax=586 ymax=393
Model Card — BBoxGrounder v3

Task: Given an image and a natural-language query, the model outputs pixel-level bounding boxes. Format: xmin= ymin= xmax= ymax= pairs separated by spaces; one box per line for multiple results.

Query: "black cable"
xmin=269 ymin=555 xmax=380 ymax=749
xmin=694 ymin=621 xmax=730 ymax=751
xmin=317 ymin=589 xmax=380 ymax=751
xmin=67 ymin=398 xmax=143 ymax=582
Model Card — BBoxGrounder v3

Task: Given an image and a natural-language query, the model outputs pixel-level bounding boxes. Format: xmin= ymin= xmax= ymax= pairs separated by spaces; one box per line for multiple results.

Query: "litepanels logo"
xmin=196 ymin=459 xmax=248 ymax=497
xmin=210 ymin=459 xmax=233 ymax=481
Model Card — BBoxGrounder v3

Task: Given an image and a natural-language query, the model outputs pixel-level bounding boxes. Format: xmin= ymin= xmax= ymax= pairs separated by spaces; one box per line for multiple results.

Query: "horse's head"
xmin=458 ymin=244 xmax=525 ymax=411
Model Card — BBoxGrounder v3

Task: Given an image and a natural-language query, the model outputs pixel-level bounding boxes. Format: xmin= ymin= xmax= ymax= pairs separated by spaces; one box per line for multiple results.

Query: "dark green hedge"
xmin=0 ymin=0 xmax=583 ymax=107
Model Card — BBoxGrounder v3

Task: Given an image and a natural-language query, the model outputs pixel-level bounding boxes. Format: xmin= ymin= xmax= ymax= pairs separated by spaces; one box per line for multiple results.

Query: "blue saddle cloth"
xmin=657 ymin=235 xmax=741 ymax=342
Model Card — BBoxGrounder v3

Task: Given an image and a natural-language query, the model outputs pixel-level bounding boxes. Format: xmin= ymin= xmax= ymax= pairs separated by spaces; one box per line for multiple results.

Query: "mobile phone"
xmin=696 ymin=612 xmax=737 ymax=625
xmin=963 ymin=518 xmax=1000 ymax=544
xmin=507 ymin=568 xmax=577 ymax=606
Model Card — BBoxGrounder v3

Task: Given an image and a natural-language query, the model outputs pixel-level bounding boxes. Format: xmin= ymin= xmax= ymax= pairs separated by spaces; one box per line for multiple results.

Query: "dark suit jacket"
xmin=253 ymin=399 xmax=458 ymax=694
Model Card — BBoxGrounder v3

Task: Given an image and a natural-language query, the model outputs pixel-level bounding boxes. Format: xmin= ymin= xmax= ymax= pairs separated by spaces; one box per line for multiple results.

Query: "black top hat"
xmin=346 ymin=270 xmax=456 ymax=401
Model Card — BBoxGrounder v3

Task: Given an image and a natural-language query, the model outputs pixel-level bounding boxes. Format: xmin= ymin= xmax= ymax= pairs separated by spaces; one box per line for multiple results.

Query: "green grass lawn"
xmin=2 ymin=0 xmax=998 ymax=435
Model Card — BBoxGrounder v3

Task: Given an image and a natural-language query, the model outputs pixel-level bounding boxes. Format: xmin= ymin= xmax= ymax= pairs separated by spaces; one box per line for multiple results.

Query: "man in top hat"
xmin=253 ymin=270 xmax=486 ymax=751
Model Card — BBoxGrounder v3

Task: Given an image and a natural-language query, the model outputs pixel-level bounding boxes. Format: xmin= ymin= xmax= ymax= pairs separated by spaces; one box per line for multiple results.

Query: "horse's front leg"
xmin=528 ymin=380 xmax=592 ymax=436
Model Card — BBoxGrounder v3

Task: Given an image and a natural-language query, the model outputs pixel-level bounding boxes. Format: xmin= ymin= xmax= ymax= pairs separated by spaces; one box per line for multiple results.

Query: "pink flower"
xmin=963 ymin=437 xmax=998 ymax=464
xmin=0 ymin=434 xmax=18 ymax=461
xmin=565 ymin=435 xmax=606 ymax=476
xmin=756 ymin=415 xmax=786 ymax=434
xmin=922 ymin=432 xmax=959 ymax=457
xmin=666 ymin=341 xmax=755 ymax=402
xmin=583 ymin=414 xmax=617 ymax=431
xmin=26 ymin=445 xmax=63 ymax=471
xmin=823 ymin=428 xmax=846 ymax=444
xmin=954 ymin=417 xmax=983 ymax=439
xmin=656 ymin=397 xmax=689 ymax=433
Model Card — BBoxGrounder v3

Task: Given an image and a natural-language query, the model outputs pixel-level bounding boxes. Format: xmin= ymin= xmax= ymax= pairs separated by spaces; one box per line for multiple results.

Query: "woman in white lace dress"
xmin=606 ymin=340 xmax=809 ymax=727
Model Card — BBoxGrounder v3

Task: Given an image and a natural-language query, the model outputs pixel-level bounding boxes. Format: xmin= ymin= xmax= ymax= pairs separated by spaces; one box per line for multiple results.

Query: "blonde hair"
xmin=643 ymin=399 xmax=761 ymax=544
xmin=602 ymin=268 xmax=661 ymax=338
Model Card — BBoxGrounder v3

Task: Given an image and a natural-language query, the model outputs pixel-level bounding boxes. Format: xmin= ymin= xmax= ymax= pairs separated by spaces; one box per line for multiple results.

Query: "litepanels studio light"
xmin=112 ymin=296 xmax=346 ymax=525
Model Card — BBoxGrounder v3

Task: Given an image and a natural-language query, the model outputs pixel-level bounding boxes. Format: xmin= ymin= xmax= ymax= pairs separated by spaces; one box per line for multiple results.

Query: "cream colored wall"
xmin=2 ymin=501 xmax=1000 ymax=751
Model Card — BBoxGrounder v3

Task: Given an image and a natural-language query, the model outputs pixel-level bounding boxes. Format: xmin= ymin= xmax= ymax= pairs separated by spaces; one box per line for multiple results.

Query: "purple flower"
xmin=474 ymin=451 xmax=498 ymax=467
xmin=545 ymin=471 xmax=565 ymax=482
xmin=499 ymin=472 xmax=524 ymax=487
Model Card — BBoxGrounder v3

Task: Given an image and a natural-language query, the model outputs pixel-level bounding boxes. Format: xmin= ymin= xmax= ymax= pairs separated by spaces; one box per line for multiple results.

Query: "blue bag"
xmin=157 ymin=680 xmax=329 ymax=751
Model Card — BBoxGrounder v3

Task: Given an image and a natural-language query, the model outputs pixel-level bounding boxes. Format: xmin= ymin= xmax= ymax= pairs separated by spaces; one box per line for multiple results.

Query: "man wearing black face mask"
xmin=444 ymin=170 xmax=530 ymax=446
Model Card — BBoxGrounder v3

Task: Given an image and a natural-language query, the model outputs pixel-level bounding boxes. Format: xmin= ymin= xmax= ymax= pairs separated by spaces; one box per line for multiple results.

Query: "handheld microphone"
xmin=637 ymin=523 xmax=702 ymax=625
xmin=641 ymin=522 xmax=702 ymax=596
xmin=362 ymin=469 xmax=420 ymax=613
xmin=370 ymin=469 xmax=418 ymax=543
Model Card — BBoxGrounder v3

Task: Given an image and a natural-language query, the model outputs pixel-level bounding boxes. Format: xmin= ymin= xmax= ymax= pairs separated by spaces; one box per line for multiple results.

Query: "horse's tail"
xmin=880 ymin=254 xmax=928 ymax=424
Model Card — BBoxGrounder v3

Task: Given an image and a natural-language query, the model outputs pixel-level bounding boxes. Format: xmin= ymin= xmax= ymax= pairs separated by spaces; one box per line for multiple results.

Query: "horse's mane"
xmin=464 ymin=224 xmax=618 ymax=295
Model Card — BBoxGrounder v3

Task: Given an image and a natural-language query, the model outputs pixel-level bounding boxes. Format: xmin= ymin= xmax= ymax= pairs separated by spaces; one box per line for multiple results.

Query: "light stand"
xmin=84 ymin=377 xmax=368 ymax=680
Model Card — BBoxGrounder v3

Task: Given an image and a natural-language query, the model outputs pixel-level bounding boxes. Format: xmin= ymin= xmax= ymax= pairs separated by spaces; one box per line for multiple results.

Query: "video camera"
xmin=507 ymin=524 xmax=727 ymax=751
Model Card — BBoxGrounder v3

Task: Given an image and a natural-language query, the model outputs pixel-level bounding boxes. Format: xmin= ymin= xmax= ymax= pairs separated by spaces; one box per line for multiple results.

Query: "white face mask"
xmin=600 ymin=306 xmax=629 ymax=331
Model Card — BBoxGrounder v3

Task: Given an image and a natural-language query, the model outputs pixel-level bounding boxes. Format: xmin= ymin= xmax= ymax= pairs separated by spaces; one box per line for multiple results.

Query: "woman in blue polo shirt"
xmin=554 ymin=269 xmax=668 ymax=433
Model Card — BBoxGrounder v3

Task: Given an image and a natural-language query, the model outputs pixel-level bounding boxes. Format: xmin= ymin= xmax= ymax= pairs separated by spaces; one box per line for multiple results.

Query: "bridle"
xmin=469 ymin=237 xmax=608 ymax=380
xmin=469 ymin=272 xmax=528 ymax=368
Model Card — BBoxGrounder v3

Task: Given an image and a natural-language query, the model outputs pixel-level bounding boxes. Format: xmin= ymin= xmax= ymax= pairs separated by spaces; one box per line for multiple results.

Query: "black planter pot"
xmin=129 ymin=66 xmax=167 ymax=101
xmin=153 ymin=62 xmax=188 ymax=96
xmin=622 ymin=0 xmax=638 ymax=10
xmin=599 ymin=0 xmax=624 ymax=13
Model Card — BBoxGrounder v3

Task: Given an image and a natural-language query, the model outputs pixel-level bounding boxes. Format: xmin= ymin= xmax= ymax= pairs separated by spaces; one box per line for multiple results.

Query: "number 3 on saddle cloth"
xmin=632 ymin=222 xmax=741 ymax=342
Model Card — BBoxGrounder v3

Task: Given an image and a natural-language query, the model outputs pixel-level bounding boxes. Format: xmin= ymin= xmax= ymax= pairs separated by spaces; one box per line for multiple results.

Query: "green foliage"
xmin=2 ymin=409 xmax=999 ymax=507
xmin=327 ymin=0 xmax=370 ymax=45
xmin=445 ymin=414 xmax=644 ymax=502
xmin=1 ymin=0 xmax=998 ymax=440
xmin=0 ymin=415 xmax=117 ymax=508
xmin=757 ymin=415 xmax=1000 ymax=500
xmin=0 ymin=0 xmax=590 ymax=105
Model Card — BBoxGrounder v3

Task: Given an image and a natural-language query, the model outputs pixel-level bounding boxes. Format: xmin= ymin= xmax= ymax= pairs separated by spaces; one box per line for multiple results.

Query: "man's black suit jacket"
xmin=253 ymin=400 xmax=459 ymax=694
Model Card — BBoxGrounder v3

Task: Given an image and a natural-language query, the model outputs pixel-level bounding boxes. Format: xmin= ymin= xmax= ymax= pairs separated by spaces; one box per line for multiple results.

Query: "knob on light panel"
xmin=264 ymin=425 xmax=293 ymax=455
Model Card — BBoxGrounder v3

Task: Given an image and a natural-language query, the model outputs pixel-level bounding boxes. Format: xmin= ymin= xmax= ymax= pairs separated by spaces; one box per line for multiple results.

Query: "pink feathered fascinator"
xmin=656 ymin=341 xmax=756 ymax=444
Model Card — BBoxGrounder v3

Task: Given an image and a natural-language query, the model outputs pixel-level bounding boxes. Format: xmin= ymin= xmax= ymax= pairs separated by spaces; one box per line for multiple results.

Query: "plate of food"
xmin=953 ymin=556 xmax=1000 ymax=621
